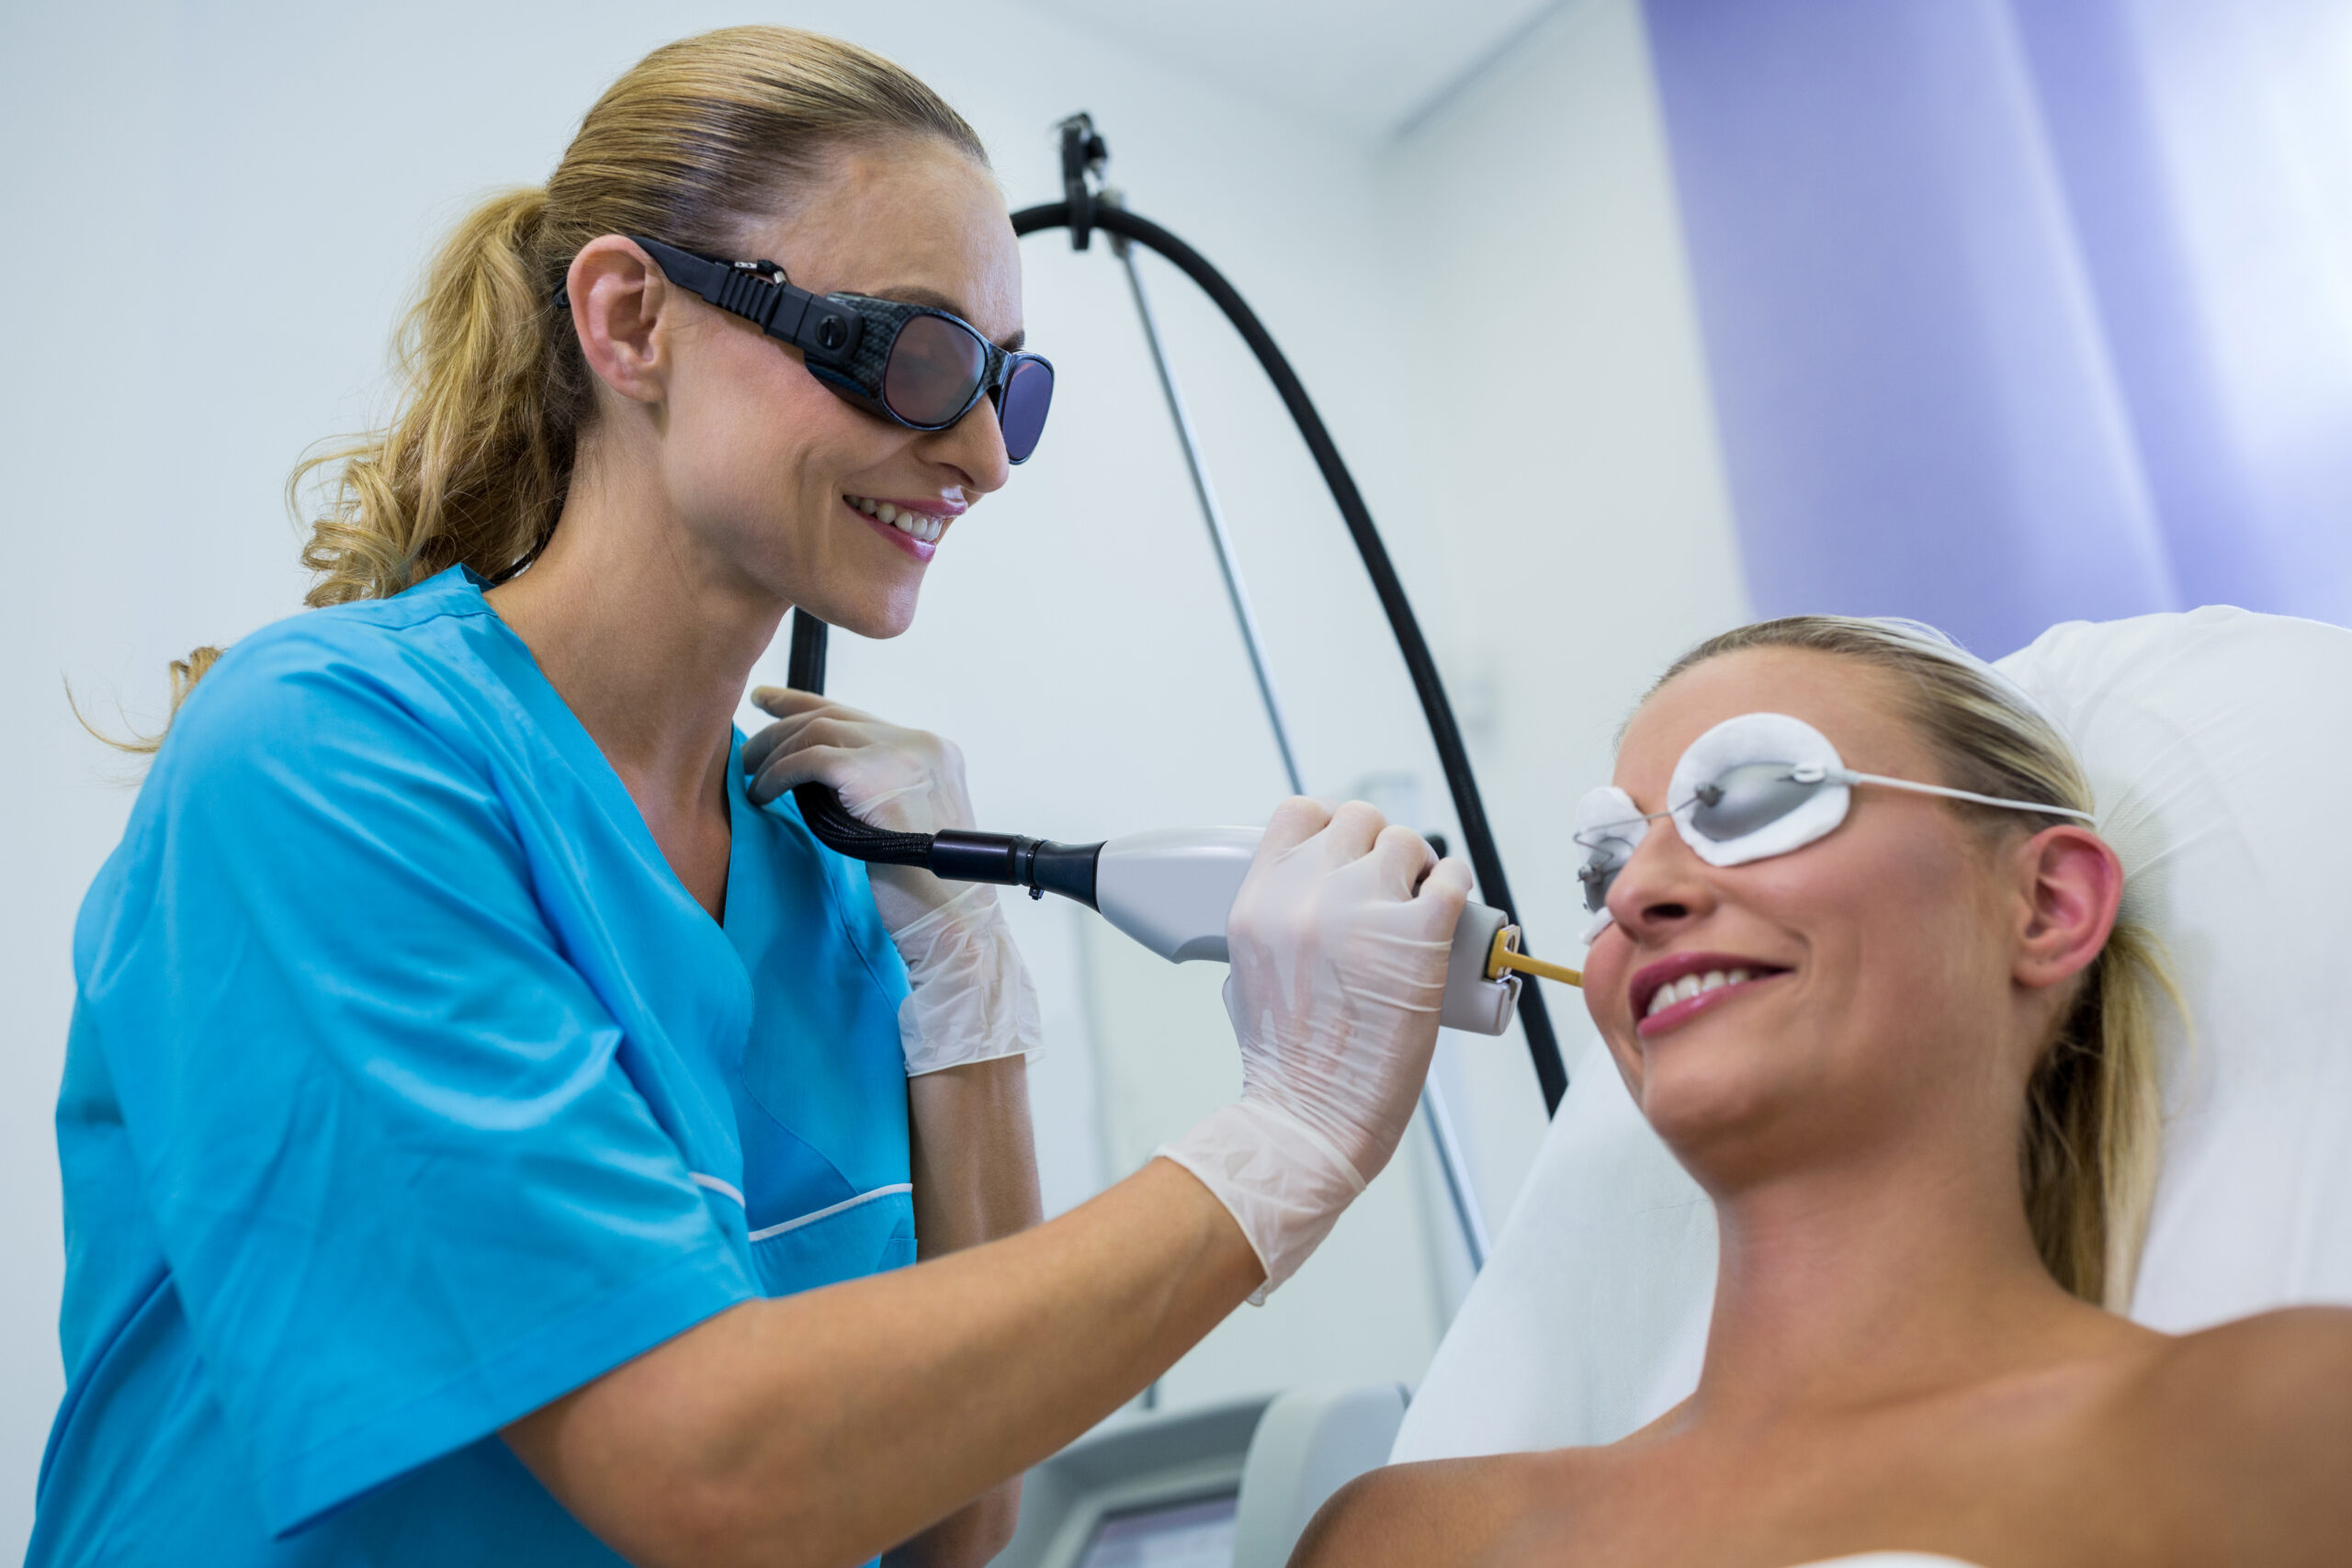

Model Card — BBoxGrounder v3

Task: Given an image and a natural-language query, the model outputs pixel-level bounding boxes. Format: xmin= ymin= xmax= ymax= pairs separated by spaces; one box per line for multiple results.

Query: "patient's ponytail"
xmin=2025 ymin=917 xmax=2170 ymax=1309
xmin=146 ymin=26 xmax=987 ymax=716
xmin=1657 ymin=615 xmax=2175 ymax=1310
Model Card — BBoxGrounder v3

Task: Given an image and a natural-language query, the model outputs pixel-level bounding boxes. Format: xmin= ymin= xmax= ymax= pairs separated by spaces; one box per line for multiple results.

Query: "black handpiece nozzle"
xmin=791 ymin=782 xmax=1103 ymax=909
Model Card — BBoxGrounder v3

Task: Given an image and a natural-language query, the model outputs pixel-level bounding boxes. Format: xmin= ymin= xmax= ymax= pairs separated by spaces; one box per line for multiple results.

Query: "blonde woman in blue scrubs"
xmin=32 ymin=28 xmax=1470 ymax=1568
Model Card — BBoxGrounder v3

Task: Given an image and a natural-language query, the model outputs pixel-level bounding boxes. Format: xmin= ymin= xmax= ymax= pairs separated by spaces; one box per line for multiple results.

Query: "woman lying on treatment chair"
xmin=1299 ymin=617 xmax=2352 ymax=1568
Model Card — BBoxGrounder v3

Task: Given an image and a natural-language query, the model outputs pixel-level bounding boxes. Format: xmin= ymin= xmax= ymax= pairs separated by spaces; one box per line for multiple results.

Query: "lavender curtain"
xmin=1643 ymin=0 xmax=2352 ymax=657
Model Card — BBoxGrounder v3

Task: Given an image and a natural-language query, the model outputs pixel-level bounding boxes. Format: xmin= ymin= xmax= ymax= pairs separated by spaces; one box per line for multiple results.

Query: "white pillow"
xmin=1396 ymin=607 xmax=2352 ymax=1462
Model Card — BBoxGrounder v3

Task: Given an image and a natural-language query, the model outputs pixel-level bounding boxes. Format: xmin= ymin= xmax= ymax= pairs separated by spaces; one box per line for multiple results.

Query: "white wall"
xmin=1372 ymin=0 xmax=1751 ymax=1242
xmin=0 ymin=0 xmax=1744 ymax=1551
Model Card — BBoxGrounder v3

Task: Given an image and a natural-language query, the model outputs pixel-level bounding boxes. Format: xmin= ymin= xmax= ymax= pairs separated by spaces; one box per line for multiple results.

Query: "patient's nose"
xmin=1607 ymin=826 xmax=1714 ymax=940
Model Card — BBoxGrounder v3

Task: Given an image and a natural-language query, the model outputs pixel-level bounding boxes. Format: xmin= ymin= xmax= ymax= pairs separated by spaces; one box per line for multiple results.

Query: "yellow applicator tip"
xmin=1487 ymin=923 xmax=1582 ymax=988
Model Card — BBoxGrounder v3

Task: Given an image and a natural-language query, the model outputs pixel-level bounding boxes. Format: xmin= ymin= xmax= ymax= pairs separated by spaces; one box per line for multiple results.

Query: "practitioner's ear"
xmin=565 ymin=237 xmax=673 ymax=408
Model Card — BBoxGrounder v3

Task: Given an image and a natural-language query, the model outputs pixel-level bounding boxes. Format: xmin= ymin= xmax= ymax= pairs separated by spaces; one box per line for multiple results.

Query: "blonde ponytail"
xmin=1655 ymin=615 xmax=2177 ymax=1309
xmin=295 ymin=186 xmax=565 ymax=605
xmin=71 ymin=646 xmax=223 ymax=757
xmin=151 ymin=26 xmax=988 ymax=716
xmin=2022 ymin=919 xmax=2174 ymax=1309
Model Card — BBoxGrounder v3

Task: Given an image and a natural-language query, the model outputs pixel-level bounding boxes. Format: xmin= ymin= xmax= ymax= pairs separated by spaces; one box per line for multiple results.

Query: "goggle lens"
xmin=1686 ymin=762 xmax=1826 ymax=842
xmin=996 ymin=357 xmax=1055 ymax=463
xmin=883 ymin=313 xmax=989 ymax=426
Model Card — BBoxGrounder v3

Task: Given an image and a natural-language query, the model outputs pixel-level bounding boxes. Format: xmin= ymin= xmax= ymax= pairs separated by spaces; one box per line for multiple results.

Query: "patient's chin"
xmin=1633 ymin=1046 xmax=1809 ymax=1177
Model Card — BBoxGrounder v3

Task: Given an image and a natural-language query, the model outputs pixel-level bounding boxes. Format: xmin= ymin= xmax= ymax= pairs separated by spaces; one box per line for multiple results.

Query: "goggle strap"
xmin=1834 ymin=769 xmax=2096 ymax=824
xmin=629 ymin=235 xmax=861 ymax=363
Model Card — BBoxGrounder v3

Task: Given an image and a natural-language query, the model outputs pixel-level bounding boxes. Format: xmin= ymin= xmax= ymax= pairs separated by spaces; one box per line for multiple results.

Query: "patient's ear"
xmin=2011 ymin=825 xmax=2123 ymax=991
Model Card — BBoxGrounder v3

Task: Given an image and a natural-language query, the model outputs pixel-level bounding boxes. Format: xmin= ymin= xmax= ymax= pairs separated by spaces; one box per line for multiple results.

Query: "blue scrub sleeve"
xmin=74 ymin=638 xmax=757 ymax=1534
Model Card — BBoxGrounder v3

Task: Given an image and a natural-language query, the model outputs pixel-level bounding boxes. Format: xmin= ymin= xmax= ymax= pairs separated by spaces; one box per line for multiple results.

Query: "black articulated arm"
xmin=1006 ymin=196 xmax=1570 ymax=1114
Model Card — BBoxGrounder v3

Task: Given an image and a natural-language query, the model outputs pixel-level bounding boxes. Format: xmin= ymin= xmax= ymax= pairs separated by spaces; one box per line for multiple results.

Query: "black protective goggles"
xmin=613 ymin=236 xmax=1055 ymax=464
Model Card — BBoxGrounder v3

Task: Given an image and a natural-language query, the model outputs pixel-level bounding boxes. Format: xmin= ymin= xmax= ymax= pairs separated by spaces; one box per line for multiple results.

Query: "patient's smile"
xmin=1632 ymin=951 xmax=1789 ymax=1037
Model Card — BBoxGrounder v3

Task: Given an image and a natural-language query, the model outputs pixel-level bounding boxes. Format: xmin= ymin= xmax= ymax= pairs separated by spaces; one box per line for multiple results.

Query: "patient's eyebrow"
xmin=871 ymin=283 xmax=1025 ymax=351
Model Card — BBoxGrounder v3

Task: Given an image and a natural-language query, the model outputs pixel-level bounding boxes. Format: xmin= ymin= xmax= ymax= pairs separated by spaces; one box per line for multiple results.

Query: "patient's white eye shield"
xmin=1574 ymin=711 xmax=2097 ymax=919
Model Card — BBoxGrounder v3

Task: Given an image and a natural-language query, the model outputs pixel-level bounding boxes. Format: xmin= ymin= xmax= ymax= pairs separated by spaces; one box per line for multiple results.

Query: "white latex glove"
xmin=1159 ymin=798 xmax=1472 ymax=1302
xmin=743 ymin=686 xmax=1041 ymax=1077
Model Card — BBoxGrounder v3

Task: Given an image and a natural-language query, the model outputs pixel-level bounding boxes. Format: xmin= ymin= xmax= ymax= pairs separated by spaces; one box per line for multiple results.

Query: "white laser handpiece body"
xmin=1091 ymin=826 xmax=1522 ymax=1035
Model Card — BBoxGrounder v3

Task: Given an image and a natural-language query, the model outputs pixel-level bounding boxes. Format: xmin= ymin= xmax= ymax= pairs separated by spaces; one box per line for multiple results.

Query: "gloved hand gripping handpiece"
xmin=742 ymin=692 xmax=1043 ymax=1078
xmin=1162 ymin=801 xmax=1473 ymax=1300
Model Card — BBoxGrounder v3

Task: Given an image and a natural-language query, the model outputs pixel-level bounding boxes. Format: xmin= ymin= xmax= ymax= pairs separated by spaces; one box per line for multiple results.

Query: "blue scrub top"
xmin=30 ymin=567 xmax=918 ymax=1564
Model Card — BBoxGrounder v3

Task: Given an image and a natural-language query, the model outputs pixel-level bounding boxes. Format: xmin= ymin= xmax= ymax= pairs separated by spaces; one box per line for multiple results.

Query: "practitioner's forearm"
xmin=887 ymin=1056 xmax=1047 ymax=1566
xmin=905 ymin=1056 xmax=1045 ymax=1263
xmin=505 ymin=1157 xmax=1261 ymax=1568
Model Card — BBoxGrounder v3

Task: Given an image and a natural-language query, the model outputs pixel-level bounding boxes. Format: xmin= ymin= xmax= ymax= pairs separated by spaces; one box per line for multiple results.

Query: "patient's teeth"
xmin=878 ymin=502 xmax=899 ymax=524
xmin=1645 ymin=965 xmax=1776 ymax=1022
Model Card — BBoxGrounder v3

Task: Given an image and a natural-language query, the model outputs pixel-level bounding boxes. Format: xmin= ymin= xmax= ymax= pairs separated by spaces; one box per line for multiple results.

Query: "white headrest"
xmin=1396 ymin=607 xmax=2352 ymax=1462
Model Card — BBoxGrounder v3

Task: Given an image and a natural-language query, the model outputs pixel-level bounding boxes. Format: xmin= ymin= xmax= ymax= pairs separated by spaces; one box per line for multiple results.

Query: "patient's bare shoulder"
xmin=1289 ymin=1451 xmax=1564 ymax=1568
xmin=2121 ymin=1306 xmax=2352 ymax=1551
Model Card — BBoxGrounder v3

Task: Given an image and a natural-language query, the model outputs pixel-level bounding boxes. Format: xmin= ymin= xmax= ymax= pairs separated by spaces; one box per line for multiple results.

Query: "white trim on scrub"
xmin=746 ymin=1184 xmax=915 ymax=1243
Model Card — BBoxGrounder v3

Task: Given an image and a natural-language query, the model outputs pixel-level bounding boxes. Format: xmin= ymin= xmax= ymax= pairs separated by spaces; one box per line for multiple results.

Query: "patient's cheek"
xmin=1600 ymin=1029 xmax=1646 ymax=1101
xmin=1581 ymin=941 xmax=1632 ymax=1031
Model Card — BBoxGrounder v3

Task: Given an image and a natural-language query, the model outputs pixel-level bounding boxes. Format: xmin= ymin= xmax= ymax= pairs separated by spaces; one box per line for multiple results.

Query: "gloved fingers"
xmin=1363 ymin=820 xmax=1438 ymax=897
xmin=1256 ymin=796 xmax=1336 ymax=863
xmin=745 ymin=742 xmax=868 ymax=807
xmin=852 ymin=780 xmax=934 ymax=819
xmin=1317 ymin=800 xmax=1389 ymax=865
xmin=1332 ymin=843 xmax=1471 ymax=928
xmin=1418 ymin=855 xmax=1475 ymax=917
xmin=741 ymin=710 xmax=873 ymax=776
xmin=1385 ymin=852 xmax=1472 ymax=933
xmin=748 ymin=685 xmax=882 ymax=726
xmin=742 ymin=705 xmax=972 ymax=829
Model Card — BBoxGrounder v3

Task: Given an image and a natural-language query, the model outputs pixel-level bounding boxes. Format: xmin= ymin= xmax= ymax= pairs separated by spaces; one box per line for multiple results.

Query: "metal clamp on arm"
xmin=1058 ymin=112 xmax=1110 ymax=252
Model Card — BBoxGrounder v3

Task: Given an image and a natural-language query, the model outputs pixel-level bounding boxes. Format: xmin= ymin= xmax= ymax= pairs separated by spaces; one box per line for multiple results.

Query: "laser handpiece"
xmin=793 ymin=786 xmax=1580 ymax=1037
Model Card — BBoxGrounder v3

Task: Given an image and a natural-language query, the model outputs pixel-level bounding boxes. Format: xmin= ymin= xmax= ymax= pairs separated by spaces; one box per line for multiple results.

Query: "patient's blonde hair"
xmin=1653 ymin=616 xmax=2172 ymax=1310
xmin=135 ymin=27 xmax=985 ymax=738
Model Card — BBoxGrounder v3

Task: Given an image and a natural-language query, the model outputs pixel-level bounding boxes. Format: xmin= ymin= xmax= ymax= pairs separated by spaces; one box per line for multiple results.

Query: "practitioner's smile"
xmin=842 ymin=491 xmax=963 ymax=562
xmin=1630 ymin=950 xmax=1791 ymax=1039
